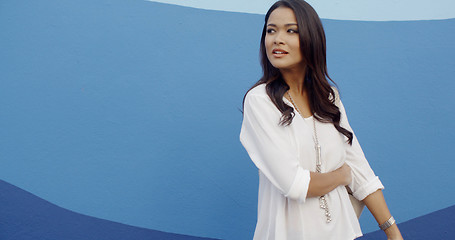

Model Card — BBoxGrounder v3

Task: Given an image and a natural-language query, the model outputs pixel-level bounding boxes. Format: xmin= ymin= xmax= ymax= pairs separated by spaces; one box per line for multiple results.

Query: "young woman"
xmin=240 ymin=0 xmax=404 ymax=239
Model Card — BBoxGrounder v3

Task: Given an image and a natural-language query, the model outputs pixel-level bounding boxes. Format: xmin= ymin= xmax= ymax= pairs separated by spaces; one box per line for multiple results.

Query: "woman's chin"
xmin=271 ymin=63 xmax=301 ymax=72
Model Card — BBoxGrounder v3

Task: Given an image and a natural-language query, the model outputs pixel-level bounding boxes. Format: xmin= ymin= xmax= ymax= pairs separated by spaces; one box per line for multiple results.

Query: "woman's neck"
xmin=281 ymin=66 xmax=307 ymax=95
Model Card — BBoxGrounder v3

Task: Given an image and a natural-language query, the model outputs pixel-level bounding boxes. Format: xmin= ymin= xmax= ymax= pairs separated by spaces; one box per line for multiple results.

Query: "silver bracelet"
xmin=379 ymin=216 xmax=396 ymax=231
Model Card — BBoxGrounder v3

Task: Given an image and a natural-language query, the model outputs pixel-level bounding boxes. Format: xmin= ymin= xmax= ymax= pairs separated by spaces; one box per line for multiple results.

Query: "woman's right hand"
xmin=307 ymin=163 xmax=353 ymax=197
xmin=337 ymin=163 xmax=352 ymax=186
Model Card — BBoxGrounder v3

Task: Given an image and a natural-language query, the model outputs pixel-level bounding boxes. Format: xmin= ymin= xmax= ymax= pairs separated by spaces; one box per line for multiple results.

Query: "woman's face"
xmin=265 ymin=7 xmax=303 ymax=71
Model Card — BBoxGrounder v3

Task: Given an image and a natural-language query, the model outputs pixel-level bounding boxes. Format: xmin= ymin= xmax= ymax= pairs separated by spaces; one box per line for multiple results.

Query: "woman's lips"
xmin=272 ymin=48 xmax=289 ymax=57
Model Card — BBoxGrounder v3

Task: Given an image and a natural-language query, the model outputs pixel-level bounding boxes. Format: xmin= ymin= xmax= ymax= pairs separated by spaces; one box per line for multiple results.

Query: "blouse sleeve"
xmin=240 ymin=92 xmax=311 ymax=203
xmin=338 ymin=100 xmax=384 ymax=200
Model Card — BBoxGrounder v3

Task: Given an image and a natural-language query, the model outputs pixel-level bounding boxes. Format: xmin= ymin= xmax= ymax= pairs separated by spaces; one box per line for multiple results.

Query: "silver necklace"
xmin=287 ymin=92 xmax=332 ymax=223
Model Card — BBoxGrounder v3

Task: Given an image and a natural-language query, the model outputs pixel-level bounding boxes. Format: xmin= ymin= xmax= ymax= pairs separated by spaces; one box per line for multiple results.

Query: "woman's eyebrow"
xmin=267 ymin=23 xmax=298 ymax=27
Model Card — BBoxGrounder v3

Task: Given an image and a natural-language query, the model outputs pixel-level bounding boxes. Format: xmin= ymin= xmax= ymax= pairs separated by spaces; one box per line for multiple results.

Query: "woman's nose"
xmin=273 ymin=32 xmax=285 ymax=45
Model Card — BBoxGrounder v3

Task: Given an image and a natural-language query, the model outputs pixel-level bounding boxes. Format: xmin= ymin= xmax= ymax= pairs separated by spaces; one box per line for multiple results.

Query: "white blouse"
xmin=240 ymin=84 xmax=384 ymax=240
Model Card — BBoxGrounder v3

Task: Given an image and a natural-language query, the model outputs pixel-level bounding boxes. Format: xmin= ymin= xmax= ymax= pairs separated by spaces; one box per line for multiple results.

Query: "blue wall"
xmin=1 ymin=0 xmax=454 ymax=239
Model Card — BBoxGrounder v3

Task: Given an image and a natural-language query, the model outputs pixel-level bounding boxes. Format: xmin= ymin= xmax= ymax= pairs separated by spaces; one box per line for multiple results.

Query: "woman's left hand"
xmin=385 ymin=225 xmax=403 ymax=240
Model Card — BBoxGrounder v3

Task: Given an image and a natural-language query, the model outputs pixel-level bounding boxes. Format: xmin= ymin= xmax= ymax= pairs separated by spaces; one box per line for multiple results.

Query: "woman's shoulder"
xmin=246 ymin=83 xmax=268 ymax=99
xmin=330 ymin=86 xmax=341 ymax=105
xmin=243 ymin=83 xmax=282 ymax=118
xmin=244 ymin=84 xmax=273 ymax=108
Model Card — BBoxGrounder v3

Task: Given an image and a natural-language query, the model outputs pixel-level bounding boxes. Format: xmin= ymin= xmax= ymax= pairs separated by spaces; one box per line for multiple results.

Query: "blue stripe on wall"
xmin=2 ymin=179 xmax=454 ymax=239
xmin=1 ymin=0 xmax=454 ymax=239
xmin=359 ymin=205 xmax=455 ymax=239
xmin=0 ymin=180 xmax=218 ymax=240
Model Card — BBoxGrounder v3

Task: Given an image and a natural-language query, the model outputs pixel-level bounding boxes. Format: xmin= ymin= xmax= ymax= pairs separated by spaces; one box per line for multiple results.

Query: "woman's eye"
xmin=288 ymin=29 xmax=299 ymax=33
xmin=266 ymin=29 xmax=275 ymax=34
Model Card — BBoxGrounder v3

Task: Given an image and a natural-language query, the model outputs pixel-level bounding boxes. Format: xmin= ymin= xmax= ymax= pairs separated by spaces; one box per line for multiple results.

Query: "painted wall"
xmin=149 ymin=0 xmax=455 ymax=21
xmin=1 ymin=0 xmax=454 ymax=239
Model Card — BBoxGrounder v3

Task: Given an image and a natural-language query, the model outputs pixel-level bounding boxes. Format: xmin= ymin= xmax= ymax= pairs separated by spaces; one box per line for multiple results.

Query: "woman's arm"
xmin=333 ymin=90 xmax=402 ymax=238
xmin=307 ymin=163 xmax=352 ymax=198
xmin=241 ymin=90 xmax=352 ymax=202
xmin=241 ymin=92 xmax=312 ymax=202
xmin=363 ymin=190 xmax=404 ymax=240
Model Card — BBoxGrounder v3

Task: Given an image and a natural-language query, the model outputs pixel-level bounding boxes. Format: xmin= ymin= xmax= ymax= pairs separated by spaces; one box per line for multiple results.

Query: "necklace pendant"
xmin=316 ymin=144 xmax=322 ymax=172
xmin=316 ymin=144 xmax=321 ymax=165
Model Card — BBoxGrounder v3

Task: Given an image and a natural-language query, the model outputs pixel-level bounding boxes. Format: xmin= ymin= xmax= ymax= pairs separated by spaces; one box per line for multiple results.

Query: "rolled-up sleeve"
xmin=338 ymin=100 xmax=384 ymax=200
xmin=240 ymin=92 xmax=311 ymax=203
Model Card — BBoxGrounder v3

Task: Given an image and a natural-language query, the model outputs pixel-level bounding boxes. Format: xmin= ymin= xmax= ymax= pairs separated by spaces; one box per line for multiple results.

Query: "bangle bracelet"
xmin=379 ymin=216 xmax=396 ymax=231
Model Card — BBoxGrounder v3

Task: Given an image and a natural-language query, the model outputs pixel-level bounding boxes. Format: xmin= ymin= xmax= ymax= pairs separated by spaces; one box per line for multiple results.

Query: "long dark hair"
xmin=244 ymin=0 xmax=353 ymax=144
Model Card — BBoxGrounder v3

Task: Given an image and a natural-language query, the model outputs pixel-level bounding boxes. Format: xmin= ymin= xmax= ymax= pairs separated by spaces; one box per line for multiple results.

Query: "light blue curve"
xmin=147 ymin=0 xmax=455 ymax=21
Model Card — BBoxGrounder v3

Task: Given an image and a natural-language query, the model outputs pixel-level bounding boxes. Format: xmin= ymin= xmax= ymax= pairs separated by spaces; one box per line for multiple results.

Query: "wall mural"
xmin=1 ymin=0 xmax=454 ymax=239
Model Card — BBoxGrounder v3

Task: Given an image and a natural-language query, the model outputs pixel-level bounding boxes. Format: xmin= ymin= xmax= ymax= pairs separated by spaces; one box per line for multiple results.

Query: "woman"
xmin=240 ymin=0 xmax=404 ymax=239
